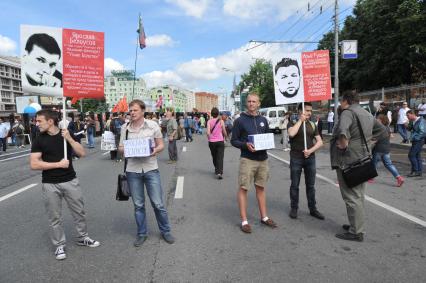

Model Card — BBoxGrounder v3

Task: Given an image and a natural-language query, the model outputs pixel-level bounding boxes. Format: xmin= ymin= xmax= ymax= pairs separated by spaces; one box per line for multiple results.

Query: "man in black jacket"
xmin=231 ymin=93 xmax=277 ymax=234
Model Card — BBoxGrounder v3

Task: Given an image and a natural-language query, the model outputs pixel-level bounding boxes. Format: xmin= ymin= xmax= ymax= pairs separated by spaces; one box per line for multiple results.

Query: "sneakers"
xmin=289 ymin=208 xmax=298 ymax=219
xmin=310 ymin=209 xmax=325 ymax=220
xmin=396 ymin=176 xmax=404 ymax=187
xmin=335 ymin=232 xmax=364 ymax=242
xmin=240 ymin=223 xmax=252 ymax=234
xmin=55 ymin=245 xmax=66 ymax=260
xmin=407 ymin=172 xmax=422 ymax=177
xmin=283 ymin=148 xmax=290 ymax=152
xmin=162 ymin=232 xmax=175 ymax=244
xmin=76 ymin=236 xmax=100 ymax=247
xmin=261 ymin=218 xmax=277 ymax=228
xmin=342 ymin=224 xmax=350 ymax=231
xmin=217 ymin=174 xmax=223 ymax=179
xmin=134 ymin=235 xmax=148 ymax=247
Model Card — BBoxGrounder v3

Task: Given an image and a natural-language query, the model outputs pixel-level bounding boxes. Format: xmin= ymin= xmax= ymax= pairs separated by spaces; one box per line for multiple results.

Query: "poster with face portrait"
xmin=21 ymin=25 xmax=104 ymax=101
xmin=273 ymin=50 xmax=331 ymax=105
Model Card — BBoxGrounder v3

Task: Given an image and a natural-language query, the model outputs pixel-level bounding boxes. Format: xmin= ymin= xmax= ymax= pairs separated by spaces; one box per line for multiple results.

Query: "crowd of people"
xmin=18 ymin=92 xmax=425 ymax=261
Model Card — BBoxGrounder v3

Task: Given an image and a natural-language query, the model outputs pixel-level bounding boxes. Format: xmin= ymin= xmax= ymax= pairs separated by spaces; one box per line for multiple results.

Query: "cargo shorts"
xmin=238 ymin=157 xmax=269 ymax=190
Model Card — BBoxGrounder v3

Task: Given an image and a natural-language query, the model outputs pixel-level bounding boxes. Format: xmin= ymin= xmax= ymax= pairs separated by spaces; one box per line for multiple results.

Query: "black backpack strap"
xmin=123 ymin=128 xmax=129 ymax=173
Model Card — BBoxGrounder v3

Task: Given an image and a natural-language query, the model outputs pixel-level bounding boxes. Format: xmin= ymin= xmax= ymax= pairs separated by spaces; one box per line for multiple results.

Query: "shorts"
xmin=238 ymin=157 xmax=269 ymax=190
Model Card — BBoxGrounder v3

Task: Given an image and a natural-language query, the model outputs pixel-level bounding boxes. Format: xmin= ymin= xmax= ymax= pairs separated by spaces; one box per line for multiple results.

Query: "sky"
xmin=0 ymin=0 xmax=356 ymax=94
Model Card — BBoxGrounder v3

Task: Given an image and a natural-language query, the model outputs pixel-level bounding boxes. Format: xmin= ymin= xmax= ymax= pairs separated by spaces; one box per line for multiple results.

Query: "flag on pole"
xmin=137 ymin=15 xmax=146 ymax=49
xmin=113 ymin=96 xmax=129 ymax=112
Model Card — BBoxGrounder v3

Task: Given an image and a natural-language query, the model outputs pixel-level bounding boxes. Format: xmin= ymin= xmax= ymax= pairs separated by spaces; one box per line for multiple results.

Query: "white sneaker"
xmin=76 ymin=236 xmax=100 ymax=247
xmin=283 ymin=148 xmax=290 ymax=151
xmin=55 ymin=245 xmax=66 ymax=260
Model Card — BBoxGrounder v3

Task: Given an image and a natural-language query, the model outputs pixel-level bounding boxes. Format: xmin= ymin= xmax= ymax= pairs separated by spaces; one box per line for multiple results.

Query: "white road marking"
xmin=0 ymin=153 xmax=30 ymax=162
xmin=0 ymin=149 xmax=30 ymax=157
xmin=182 ymin=146 xmax=187 ymax=152
xmin=268 ymin=152 xmax=426 ymax=228
xmin=0 ymin=183 xmax=38 ymax=203
xmin=102 ymin=151 xmax=110 ymax=155
xmin=175 ymin=176 xmax=184 ymax=199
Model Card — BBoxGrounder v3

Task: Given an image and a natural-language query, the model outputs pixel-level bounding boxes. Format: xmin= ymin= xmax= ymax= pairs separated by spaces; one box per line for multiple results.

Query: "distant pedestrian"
xmin=0 ymin=117 xmax=9 ymax=153
xmin=279 ymin=112 xmax=290 ymax=151
xmin=178 ymin=115 xmax=185 ymax=140
xmin=85 ymin=115 xmax=96 ymax=148
xmin=406 ymin=110 xmax=425 ymax=177
xmin=14 ymin=118 xmax=26 ymax=148
xmin=330 ymin=91 xmax=385 ymax=242
xmin=199 ymin=115 xmax=206 ymax=134
xmin=370 ymin=114 xmax=404 ymax=187
xmin=118 ymin=100 xmax=175 ymax=247
xmin=327 ymin=108 xmax=334 ymax=134
xmin=207 ymin=107 xmax=227 ymax=179
xmin=417 ymin=100 xmax=426 ymax=119
xmin=376 ymin=102 xmax=392 ymax=125
xmin=231 ymin=92 xmax=277 ymax=234
xmin=166 ymin=110 xmax=178 ymax=163
xmin=68 ymin=115 xmax=84 ymax=160
xmin=30 ymin=110 xmax=100 ymax=260
xmin=223 ymin=113 xmax=233 ymax=142
xmin=287 ymin=103 xmax=324 ymax=220
xmin=397 ymin=102 xmax=410 ymax=143
xmin=183 ymin=113 xmax=193 ymax=142
xmin=110 ymin=113 xmax=125 ymax=162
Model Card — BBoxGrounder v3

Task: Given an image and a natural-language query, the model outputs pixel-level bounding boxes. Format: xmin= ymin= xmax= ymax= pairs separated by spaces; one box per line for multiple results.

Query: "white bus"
xmin=259 ymin=106 xmax=287 ymax=133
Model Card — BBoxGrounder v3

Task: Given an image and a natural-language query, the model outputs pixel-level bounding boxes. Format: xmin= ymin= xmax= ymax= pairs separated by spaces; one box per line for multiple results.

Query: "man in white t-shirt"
xmin=417 ymin=100 xmax=426 ymax=119
xmin=327 ymin=109 xmax=334 ymax=134
xmin=397 ymin=102 xmax=410 ymax=143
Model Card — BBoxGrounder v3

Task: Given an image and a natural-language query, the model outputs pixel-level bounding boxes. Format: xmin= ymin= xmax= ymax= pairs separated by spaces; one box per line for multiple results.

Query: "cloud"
xmin=142 ymin=40 xmax=302 ymax=89
xmin=0 ymin=35 xmax=17 ymax=55
xmin=165 ymin=0 xmax=211 ymax=18
xmin=104 ymin=58 xmax=124 ymax=75
xmin=141 ymin=70 xmax=185 ymax=88
xmin=146 ymin=34 xmax=176 ymax=47
xmin=222 ymin=0 xmax=354 ymax=22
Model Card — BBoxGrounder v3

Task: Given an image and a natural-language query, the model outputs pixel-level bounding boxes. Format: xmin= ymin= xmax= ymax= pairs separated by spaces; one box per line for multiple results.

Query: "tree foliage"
xmin=317 ymin=0 xmax=426 ymax=92
xmin=238 ymin=59 xmax=276 ymax=107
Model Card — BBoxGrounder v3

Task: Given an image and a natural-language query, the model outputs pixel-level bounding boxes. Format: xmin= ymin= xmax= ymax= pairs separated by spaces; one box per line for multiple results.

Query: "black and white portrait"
xmin=21 ymin=25 xmax=63 ymax=96
xmin=273 ymin=54 xmax=304 ymax=105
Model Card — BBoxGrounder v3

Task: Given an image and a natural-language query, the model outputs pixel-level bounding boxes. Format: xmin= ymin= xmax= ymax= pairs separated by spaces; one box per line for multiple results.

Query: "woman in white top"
xmin=279 ymin=112 xmax=290 ymax=151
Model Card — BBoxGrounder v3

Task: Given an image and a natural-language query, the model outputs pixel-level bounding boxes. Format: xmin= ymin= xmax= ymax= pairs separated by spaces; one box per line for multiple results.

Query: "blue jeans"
xmin=184 ymin=127 xmax=193 ymax=141
xmin=126 ymin=170 xmax=171 ymax=236
xmin=328 ymin=122 xmax=334 ymax=133
xmin=87 ymin=128 xmax=95 ymax=148
xmin=372 ymin=152 xmax=400 ymax=178
xmin=290 ymin=155 xmax=317 ymax=210
xmin=397 ymin=124 xmax=408 ymax=142
xmin=408 ymin=140 xmax=425 ymax=173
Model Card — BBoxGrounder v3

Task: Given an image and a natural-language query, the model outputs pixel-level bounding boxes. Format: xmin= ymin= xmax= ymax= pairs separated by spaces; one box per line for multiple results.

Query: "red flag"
xmin=113 ymin=96 xmax=129 ymax=112
xmin=138 ymin=15 xmax=146 ymax=49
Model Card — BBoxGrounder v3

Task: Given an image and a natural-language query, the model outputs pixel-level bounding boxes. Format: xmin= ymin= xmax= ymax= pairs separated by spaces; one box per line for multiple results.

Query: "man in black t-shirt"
xmin=287 ymin=102 xmax=324 ymax=220
xmin=30 ymin=110 xmax=99 ymax=261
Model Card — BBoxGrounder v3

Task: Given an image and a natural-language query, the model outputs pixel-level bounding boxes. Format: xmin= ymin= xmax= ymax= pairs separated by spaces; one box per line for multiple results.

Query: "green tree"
xmin=72 ymin=99 xmax=108 ymax=113
xmin=238 ymin=59 xmax=276 ymax=107
xmin=317 ymin=0 xmax=426 ymax=92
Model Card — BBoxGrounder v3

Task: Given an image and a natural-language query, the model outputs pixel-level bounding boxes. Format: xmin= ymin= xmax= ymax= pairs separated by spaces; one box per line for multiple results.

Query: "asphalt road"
xmin=0 ymin=134 xmax=425 ymax=282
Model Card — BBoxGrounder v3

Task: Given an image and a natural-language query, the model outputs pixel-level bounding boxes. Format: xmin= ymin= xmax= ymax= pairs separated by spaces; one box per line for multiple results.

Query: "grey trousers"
xmin=168 ymin=139 xmax=178 ymax=161
xmin=336 ymin=169 xmax=366 ymax=234
xmin=42 ymin=178 xmax=88 ymax=246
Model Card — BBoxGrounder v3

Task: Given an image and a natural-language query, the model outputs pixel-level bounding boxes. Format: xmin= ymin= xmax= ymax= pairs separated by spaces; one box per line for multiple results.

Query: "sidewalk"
xmin=389 ymin=131 xmax=426 ymax=152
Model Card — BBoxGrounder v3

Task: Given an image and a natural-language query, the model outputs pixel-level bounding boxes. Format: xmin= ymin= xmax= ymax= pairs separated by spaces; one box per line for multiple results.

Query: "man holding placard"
xmin=118 ymin=99 xmax=175 ymax=247
xmin=287 ymin=102 xmax=324 ymax=220
xmin=231 ymin=93 xmax=278 ymax=234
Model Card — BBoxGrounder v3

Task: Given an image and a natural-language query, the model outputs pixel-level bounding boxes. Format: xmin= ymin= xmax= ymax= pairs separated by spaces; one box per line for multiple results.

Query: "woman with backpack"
xmin=207 ymin=107 xmax=227 ymax=179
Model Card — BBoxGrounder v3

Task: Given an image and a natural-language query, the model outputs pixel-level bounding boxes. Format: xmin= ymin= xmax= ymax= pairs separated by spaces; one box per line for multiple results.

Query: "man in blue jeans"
xmin=406 ymin=110 xmax=425 ymax=177
xmin=118 ymin=99 xmax=175 ymax=247
xmin=287 ymin=102 xmax=324 ymax=220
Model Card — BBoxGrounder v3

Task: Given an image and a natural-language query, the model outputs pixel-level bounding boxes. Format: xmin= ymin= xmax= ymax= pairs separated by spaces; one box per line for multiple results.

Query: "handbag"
xmin=116 ymin=129 xmax=131 ymax=201
xmin=341 ymin=110 xmax=378 ymax=188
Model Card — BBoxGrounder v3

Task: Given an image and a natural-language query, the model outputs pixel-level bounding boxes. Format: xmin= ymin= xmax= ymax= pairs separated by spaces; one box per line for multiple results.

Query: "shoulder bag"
xmin=116 ymin=129 xmax=131 ymax=201
xmin=341 ymin=110 xmax=378 ymax=188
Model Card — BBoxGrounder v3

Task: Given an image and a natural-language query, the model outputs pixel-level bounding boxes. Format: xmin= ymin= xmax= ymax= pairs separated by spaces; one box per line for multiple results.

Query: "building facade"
xmin=195 ymin=92 xmax=218 ymax=113
xmin=148 ymin=85 xmax=189 ymax=112
xmin=104 ymin=70 xmax=147 ymax=108
xmin=0 ymin=56 xmax=23 ymax=117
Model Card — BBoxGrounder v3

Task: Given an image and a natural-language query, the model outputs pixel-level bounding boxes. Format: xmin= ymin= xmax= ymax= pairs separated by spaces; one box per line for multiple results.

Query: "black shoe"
xmin=335 ymin=232 xmax=364 ymax=242
xmin=217 ymin=174 xmax=223 ymax=179
xmin=134 ymin=235 xmax=147 ymax=247
xmin=289 ymin=208 xmax=298 ymax=219
xmin=342 ymin=224 xmax=350 ymax=231
xmin=310 ymin=209 xmax=325 ymax=220
xmin=162 ymin=233 xmax=175 ymax=244
xmin=407 ymin=172 xmax=421 ymax=177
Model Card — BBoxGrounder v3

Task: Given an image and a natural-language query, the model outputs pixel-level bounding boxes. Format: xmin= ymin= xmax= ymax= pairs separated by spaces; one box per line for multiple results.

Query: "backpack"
xmin=15 ymin=124 xmax=24 ymax=135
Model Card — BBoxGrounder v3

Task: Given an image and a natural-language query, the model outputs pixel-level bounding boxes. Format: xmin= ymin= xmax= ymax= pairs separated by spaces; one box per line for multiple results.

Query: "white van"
xmin=259 ymin=106 xmax=287 ymax=133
